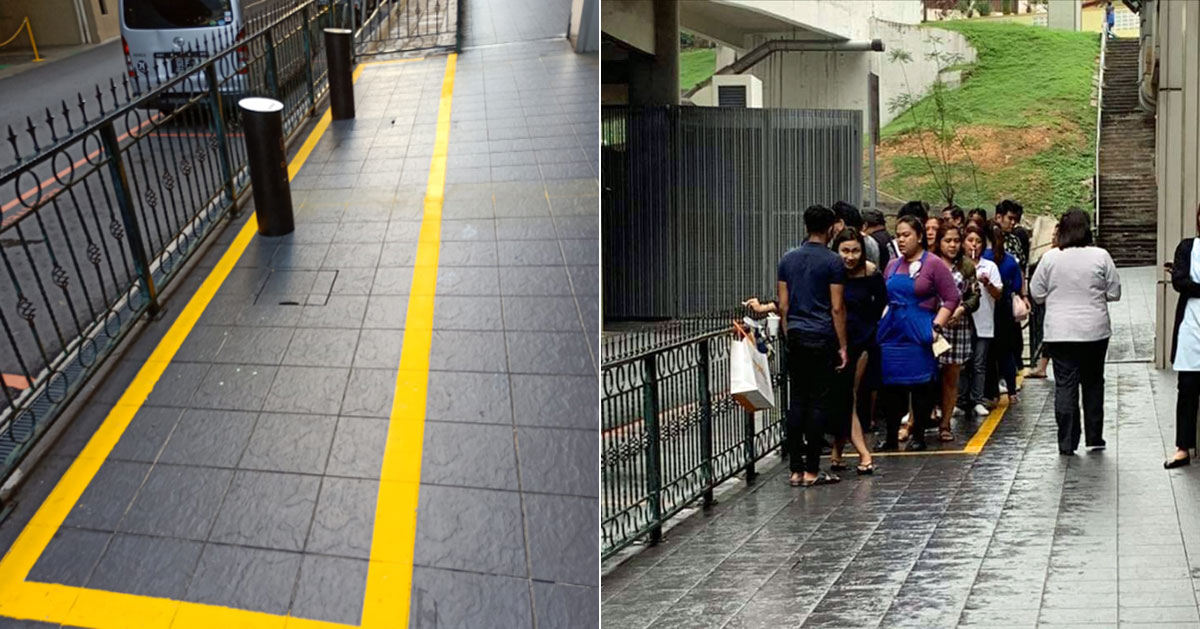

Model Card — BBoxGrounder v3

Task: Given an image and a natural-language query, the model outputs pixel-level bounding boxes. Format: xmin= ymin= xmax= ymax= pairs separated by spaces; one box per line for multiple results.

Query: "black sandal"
xmin=856 ymin=462 xmax=876 ymax=475
xmin=1165 ymin=456 xmax=1191 ymax=469
xmin=801 ymin=471 xmax=840 ymax=487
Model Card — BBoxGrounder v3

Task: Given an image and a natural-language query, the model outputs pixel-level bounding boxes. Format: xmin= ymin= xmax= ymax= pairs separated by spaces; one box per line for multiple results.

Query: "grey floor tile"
xmin=145 ymin=361 xmax=212 ymax=406
xmin=299 ymin=294 xmax=369 ymax=328
xmin=326 ymin=416 xmax=389 ymax=479
xmin=510 ymin=374 xmax=595 ymax=429
xmin=506 ymin=331 xmax=593 ymax=375
xmin=421 ymin=422 xmax=519 ymax=490
xmin=157 ymin=409 xmax=258 ymax=468
xmin=532 ymin=582 xmax=598 ymax=629
xmin=410 ymin=566 xmax=533 ymax=629
xmin=190 ymin=364 xmax=278 ymax=411
xmin=264 ymin=366 xmax=350 ymax=415
xmin=175 ymin=326 xmax=231 ymax=363
xmin=118 ymin=464 xmax=233 ymax=540
xmin=186 ymin=544 xmax=302 ymax=615
xmin=209 ymin=470 xmax=321 ymax=552
xmin=212 ymin=327 xmax=295 ymax=365
xmin=306 ymin=477 xmax=378 ymax=560
xmin=436 ymin=266 xmax=501 ymax=296
xmin=282 ymin=328 xmax=360 ymax=368
xmin=340 ymin=368 xmax=397 ymax=418
xmin=62 ymin=460 xmax=152 ymax=531
xmin=441 ymin=219 xmax=496 ymax=242
xmin=497 ymin=240 xmax=565 ymax=266
xmin=291 ymin=554 xmax=369 ymax=625
xmin=373 ymin=266 xmax=415 ymax=295
xmin=566 ymin=265 xmax=598 ymax=294
xmin=323 ymin=242 xmax=384 ymax=268
xmin=414 ymin=485 xmax=526 ymax=577
xmin=501 ymin=296 xmax=584 ymax=332
xmin=240 ymin=413 xmax=337 ymax=475
xmin=425 ymin=371 xmax=513 ymax=424
xmin=353 ymin=328 xmax=406 ymax=369
xmin=88 ymin=533 xmax=203 ymax=599
xmin=28 ymin=527 xmax=110 ymax=587
xmin=499 ymin=266 xmax=572 ymax=295
xmin=516 ymin=427 xmax=597 ymax=497
xmin=108 ymin=406 xmax=183 ymax=463
xmin=439 ymin=241 xmax=499 ymax=266
xmin=429 ymin=330 xmax=509 ymax=372
xmin=433 ymin=295 xmax=504 ymax=330
xmin=363 ymin=295 xmax=411 ymax=329
xmin=524 ymin=493 xmax=596 ymax=586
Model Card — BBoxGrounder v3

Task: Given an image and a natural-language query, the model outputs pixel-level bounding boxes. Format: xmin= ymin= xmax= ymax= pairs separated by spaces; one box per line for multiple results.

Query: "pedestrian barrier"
xmin=601 ymin=319 xmax=788 ymax=560
xmin=0 ymin=17 xmax=44 ymax=64
xmin=0 ymin=0 xmax=460 ymax=485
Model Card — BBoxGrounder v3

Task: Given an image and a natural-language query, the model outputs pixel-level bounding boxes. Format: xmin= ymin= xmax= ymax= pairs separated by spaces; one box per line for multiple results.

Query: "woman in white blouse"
xmin=1167 ymin=203 xmax=1200 ymax=468
xmin=1029 ymin=209 xmax=1121 ymax=455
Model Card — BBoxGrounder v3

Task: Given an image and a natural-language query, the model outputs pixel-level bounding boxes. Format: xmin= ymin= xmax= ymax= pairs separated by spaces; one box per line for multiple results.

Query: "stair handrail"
xmin=1094 ymin=31 xmax=1107 ymax=233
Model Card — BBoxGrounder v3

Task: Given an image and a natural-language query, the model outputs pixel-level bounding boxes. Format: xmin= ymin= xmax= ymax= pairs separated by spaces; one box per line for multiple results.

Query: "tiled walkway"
xmin=601 ymin=267 xmax=1200 ymax=628
xmin=0 ymin=27 xmax=597 ymax=629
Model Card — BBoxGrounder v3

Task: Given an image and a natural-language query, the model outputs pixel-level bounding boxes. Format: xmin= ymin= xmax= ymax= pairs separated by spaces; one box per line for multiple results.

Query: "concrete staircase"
xmin=1097 ymin=38 xmax=1157 ymax=267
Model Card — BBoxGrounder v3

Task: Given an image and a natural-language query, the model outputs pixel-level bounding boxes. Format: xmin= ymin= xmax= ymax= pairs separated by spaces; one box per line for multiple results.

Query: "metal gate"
xmin=601 ymin=105 xmax=863 ymax=321
xmin=327 ymin=0 xmax=460 ymax=56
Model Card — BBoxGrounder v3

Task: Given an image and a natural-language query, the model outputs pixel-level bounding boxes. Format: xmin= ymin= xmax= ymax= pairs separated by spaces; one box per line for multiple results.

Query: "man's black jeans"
xmin=787 ymin=336 xmax=839 ymax=475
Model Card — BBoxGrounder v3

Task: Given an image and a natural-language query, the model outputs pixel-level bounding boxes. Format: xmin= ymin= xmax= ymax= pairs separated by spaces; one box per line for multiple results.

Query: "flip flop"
xmin=801 ymin=471 xmax=841 ymax=487
xmin=939 ymin=429 xmax=954 ymax=442
xmin=856 ymin=462 xmax=876 ymax=475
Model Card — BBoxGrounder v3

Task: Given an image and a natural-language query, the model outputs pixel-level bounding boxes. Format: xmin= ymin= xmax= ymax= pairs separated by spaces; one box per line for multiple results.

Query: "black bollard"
xmin=238 ymin=97 xmax=294 ymax=237
xmin=324 ymin=28 xmax=355 ymax=120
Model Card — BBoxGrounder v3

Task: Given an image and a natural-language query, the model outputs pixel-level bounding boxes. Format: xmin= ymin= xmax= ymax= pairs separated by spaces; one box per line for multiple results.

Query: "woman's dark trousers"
xmin=1047 ymin=339 xmax=1109 ymax=452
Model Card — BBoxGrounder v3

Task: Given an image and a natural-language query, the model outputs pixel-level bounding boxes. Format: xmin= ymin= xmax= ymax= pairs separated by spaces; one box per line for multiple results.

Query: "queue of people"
xmin=751 ymin=199 xmax=1124 ymax=486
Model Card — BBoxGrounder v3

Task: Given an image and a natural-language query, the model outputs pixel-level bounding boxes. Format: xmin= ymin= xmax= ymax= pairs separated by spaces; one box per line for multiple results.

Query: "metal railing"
xmin=602 ymin=106 xmax=862 ymax=321
xmin=601 ymin=325 xmax=789 ymax=560
xmin=1094 ymin=29 xmax=1107 ymax=233
xmin=331 ymin=0 xmax=460 ymax=56
xmin=0 ymin=0 xmax=458 ymax=483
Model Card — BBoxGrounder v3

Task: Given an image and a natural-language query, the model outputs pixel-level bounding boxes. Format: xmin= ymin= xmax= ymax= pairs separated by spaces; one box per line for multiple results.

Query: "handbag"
xmin=1012 ymin=293 xmax=1030 ymax=322
xmin=730 ymin=323 xmax=775 ymax=411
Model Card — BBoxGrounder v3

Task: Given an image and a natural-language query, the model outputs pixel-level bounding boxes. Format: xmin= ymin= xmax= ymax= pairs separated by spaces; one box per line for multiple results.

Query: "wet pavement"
xmin=0 ymin=12 xmax=597 ymax=629
xmin=602 ymin=267 xmax=1200 ymax=628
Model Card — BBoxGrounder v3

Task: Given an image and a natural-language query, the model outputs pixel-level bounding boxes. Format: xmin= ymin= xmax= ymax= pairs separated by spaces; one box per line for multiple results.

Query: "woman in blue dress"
xmin=875 ymin=215 xmax=960 ymax=452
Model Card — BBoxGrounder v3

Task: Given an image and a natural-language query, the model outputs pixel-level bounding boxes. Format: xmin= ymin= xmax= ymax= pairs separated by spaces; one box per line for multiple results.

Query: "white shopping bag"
xmin=730 ymin=334 xmax=775 ymax=411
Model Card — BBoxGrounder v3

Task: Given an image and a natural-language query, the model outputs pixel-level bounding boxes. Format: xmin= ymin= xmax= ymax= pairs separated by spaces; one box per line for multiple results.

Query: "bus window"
xmin=124 ymin=0 xmax=234 ymax=29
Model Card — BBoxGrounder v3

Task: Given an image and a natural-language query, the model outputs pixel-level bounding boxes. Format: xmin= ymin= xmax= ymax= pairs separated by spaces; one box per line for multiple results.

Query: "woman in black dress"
xmin=828 ymin=228 xmax=885 ymax=474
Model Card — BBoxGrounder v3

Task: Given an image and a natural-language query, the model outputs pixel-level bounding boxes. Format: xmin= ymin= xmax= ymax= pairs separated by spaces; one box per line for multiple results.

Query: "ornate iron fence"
xmin=0 ymin=0 xmax=458 ymax=483
xmin=601 ymin=325 xmax=789 ymax=560
xmin=341 ymin=0 xmax=460 ymax=57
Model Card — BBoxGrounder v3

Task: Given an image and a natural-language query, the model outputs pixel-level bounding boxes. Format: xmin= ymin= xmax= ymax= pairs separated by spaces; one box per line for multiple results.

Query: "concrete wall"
xmin=1155 ymin=0 xmax=1200 ymax=368
xmin=0 ymin=0 xmax=116 ymax=48
xmin=569 ymin=0 xmax=598 ymax=52
xmin=1046 ymin=0 xmax=1082 ymax=31
xmin=741 ymin=21 xmax=974 ymax=127
xmin=601 ymin=0 xmax=655 ymax=55
xmin=709 ymin=0 xmax=921 ymax=41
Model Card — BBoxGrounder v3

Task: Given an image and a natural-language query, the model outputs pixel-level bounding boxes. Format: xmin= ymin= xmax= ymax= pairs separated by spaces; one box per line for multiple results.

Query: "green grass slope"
xmin=877 ymin=21 xmax=1099 ymax=215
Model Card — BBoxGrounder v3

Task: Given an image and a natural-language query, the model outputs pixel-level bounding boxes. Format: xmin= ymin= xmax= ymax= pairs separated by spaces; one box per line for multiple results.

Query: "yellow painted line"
xmin=360 ymin=52 xmax=456 ymax=629
xmin=0 ymin=63 xmax=388 ymax=628
xmin=964 ymin=374 xmax=1024 ymax=454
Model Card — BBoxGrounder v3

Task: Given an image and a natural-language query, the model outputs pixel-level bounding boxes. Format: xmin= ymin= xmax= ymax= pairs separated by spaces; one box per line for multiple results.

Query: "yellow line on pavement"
xmin=0 ymin=64 xmax=378 ymax=628
xmin=360 ymin=52 xmax=457 ymax=629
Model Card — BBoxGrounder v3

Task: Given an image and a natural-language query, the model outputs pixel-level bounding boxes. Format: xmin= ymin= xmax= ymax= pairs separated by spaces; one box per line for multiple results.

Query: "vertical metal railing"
xmin=601 ymin=106 xmax=862 ymax=321
xmin=1094 ymin=30 xmax=1108 ymax=233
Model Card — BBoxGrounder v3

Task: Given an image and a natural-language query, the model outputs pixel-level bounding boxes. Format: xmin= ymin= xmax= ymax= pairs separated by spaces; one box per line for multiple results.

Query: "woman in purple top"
xmin=875 ymin=215 xmax=960 ymax=452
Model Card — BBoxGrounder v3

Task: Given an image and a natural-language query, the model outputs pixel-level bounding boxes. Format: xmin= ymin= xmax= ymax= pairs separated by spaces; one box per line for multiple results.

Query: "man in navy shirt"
xmin=777 ymin=205 xmax=848 ymax=486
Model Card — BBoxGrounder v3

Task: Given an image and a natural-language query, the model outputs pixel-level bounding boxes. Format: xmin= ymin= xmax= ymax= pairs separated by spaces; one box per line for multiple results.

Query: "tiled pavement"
xmin=601 ymin=267 xmax=1200 ymax=628
xmin=0 ymin=26 xmax=598 ymax=629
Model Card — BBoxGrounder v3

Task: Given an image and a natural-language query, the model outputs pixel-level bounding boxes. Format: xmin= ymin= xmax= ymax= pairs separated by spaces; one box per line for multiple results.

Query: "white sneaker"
xmin=952 ymin=406 xmax=965 ymax=418
xmin=974 ymin=404 xmax=990 ymax=417
xmin=999 ymin=382 xmax=1008 ymax=394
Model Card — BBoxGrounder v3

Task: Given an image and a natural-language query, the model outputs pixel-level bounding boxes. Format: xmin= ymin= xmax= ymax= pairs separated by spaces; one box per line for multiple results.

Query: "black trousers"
xmin=881 ymin=380 xmax=939 ymax=446
xmin=1176 ymin=371 xmax=1200 ymax=450
xmin=787 ymin=337 xmax=838 ymax=475
xmin=1047 ymin=339 xmax=1109 ymax=452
